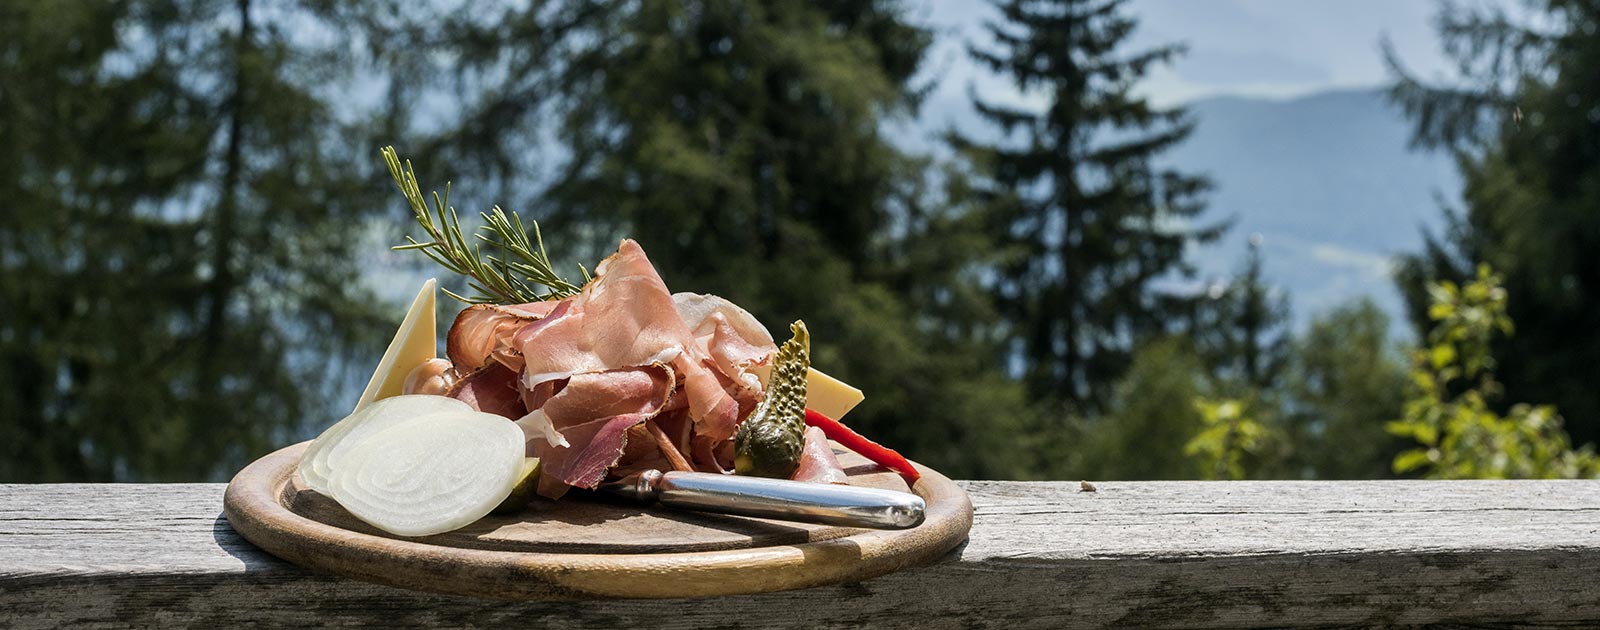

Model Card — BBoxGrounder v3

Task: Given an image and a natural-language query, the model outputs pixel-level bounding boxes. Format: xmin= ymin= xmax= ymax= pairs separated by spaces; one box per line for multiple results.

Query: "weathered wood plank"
xmin=4 ymin=480 xmax=1600 ymax=629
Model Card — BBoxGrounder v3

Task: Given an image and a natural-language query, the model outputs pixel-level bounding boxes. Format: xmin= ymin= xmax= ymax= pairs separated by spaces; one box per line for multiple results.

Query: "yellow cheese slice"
xmin=752 ymin=364 xmax=866 ymax=420
xmin=803 ymin=367 xmax=865 ymax=420
xmin=352 ymin=278 xmax=437 ymax=413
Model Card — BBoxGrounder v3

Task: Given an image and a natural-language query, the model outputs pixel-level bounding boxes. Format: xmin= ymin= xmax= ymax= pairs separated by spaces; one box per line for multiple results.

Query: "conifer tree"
xmin=0 ymin=1 xmax=421 ymax=481
xmin=952 ymin=0 xmax=1225 ymax=411
xmin=1388 ymin=0 xmax=1600 ymax=443
xmin=1283 ymin=300 xmax=1408 ymax=479
xmin=1193 ymin=236 xmax=1291 ymax=391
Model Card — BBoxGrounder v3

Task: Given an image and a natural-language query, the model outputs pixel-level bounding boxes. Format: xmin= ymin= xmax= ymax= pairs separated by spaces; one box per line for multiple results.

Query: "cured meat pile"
xmin=413 ymin=239 xmax=845 ymax=498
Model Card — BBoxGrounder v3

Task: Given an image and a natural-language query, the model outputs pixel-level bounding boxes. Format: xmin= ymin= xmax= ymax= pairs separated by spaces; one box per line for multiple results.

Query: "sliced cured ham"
xmin=446 ymin=302 xmax=562 ymax=372
xmin=675 ymin=292 xmax=772 ymax=424
xmin=791 ymin=426 xmax=849 ymax=485
xmin=512 ymin=242 xmax=696 ymax=380
xmin=517 ymin=364 xmax=676 ymax=498
xmin=513 ymin=240 xmax=772 ymax=453
xmin=674 ymin=292 xmax=775 ymax=388
xmin=440 ymin=239 xmax=781 ymax=498
xmin=446 ymin=362 xmax=527 ymax=420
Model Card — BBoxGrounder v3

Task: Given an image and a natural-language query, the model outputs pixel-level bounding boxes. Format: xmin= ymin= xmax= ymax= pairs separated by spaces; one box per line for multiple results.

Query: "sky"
xmin=914 ymin=0 xmax=1510 ymax=124
xmin=901 ymin=0 xmax=1521 ymax=334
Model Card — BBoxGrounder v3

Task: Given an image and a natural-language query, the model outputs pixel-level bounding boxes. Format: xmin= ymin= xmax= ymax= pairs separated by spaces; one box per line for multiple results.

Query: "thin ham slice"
xmin=434 ymin=239 xmax=784 ymax=498
xmin=792 ymin=426 xmax=849 ymax=485
xmin=514 ymin=240 xmax=764 ymax=445
xmin=517 ymin=364 xmax=676 ymax=498
xmin=446 ymin=302 xmax=562 ymax=371
xmin=674 ymin=293 xmax=771 ymax=425
xmin=445 ymin=362 xmax=527 ymax=420
xmin=673 ymin=293 xmax=775 ymax=387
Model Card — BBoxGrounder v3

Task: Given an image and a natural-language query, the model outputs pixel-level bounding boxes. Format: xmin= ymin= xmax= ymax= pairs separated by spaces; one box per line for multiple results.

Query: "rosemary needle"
xmin=382 ymin=146 xmax=584 ymax=304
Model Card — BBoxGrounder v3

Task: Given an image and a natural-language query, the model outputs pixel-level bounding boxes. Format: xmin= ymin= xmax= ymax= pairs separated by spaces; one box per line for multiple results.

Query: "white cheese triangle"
xmin=352 ymin=278 xmax=438 ymax=413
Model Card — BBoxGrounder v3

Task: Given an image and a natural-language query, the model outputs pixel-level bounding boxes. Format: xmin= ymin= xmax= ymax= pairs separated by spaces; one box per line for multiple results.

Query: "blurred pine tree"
xmin=0 ymin=0 xmax=420 ymax=481
xmin=949 ymin=0 xmax=1227 ymax=414
xmin=1282 ymin=300 xmax=1408 ymax=479
xmin=1078 ymin=336 xmax=1206 ymax=480
xmin=1191 ymin=237 xmax=1291 ymax=393
xmin=1388 ymin=0 xmax=1600 ymax=444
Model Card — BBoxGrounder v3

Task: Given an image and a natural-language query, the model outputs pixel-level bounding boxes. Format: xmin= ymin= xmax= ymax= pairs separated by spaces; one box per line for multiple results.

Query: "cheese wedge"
xmin=804 ymin=367 xmax=865 ymax=420
xmin=753 ymin=364 xmax=866 ymax=420
xmin=352 ymin=278 xmax=438 ymax=413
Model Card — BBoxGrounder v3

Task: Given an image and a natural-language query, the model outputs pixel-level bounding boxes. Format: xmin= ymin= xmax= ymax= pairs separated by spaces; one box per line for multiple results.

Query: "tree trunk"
xmin=201 ymin=0 xmax=251 ymax=385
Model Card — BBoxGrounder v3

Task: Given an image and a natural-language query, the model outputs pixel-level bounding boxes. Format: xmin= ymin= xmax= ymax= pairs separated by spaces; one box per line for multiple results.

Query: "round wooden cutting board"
xmin=223 ymin=441 xmax=972 ymax=599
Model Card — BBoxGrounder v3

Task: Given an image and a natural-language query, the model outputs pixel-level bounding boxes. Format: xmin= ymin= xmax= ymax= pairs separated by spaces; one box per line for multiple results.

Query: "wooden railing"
xmin=4 ymin=480 xmax=1598 ymax=628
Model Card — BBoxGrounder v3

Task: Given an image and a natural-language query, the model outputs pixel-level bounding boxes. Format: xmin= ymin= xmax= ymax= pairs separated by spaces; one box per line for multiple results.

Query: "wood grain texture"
xmin=220 ymin=442 xmax=972 ymax=599
xmin=6 ymin=479 xmax=1600 ymax=629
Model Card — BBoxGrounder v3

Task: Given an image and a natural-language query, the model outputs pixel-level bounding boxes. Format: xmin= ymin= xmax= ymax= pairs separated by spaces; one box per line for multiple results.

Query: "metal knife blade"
xmin=598 ymin=470 xmax=926 ymax=530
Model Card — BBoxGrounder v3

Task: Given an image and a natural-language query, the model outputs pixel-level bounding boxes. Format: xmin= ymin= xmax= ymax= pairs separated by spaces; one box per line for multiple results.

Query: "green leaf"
xmin=1393 ymin=449 xmax=1434 ymax=474
xmin=1429 ymin=344 xmax=1457 ymax=370
xmin=1414 ymin=422 xmax=1439 ymax=446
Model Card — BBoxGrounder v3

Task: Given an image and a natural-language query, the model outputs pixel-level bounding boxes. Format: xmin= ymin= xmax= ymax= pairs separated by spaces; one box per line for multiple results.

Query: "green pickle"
xmin=734 ymin=321 xmax=810 ymax=478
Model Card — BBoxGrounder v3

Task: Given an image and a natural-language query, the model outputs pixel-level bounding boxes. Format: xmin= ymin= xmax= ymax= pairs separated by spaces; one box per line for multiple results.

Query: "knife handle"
xmin=644 ymin=470 xmax=926 ymax=529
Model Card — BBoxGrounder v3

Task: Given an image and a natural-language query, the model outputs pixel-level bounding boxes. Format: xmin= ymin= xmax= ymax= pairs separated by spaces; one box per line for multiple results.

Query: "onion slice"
xmin=298 ymin=395 xmax=471 ymax=493
xmin=326 ymin=411 xmax=527 ymax=537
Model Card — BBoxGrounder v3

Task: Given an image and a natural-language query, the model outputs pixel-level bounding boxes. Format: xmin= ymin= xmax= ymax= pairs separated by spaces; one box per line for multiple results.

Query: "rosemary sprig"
xmin=381 ymin=146 xmax=585 ymax=304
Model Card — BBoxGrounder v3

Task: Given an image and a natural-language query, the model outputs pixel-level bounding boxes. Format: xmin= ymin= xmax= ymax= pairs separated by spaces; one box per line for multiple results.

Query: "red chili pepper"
xmin=804 ymin=408 xmax=921 ymax=485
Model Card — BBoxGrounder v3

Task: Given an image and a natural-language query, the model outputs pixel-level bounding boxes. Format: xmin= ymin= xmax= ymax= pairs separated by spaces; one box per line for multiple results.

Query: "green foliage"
xmin=1174 ymin=240 xmax=1294 ymax=480
xmin=0 ymin=0 xmax=426 ymax=481
xmin=951 ymin=0 xmax=1226 ymax=412
xmin=1281 ymin=299 xmax=1409 ymax=479
xmin=1387 ymin=266 xmax=1600 ymax=479
xmin=18 ymin=0 xmax=1565 ymax=485
xmin=1389 ymin=0 xmax=1600 ymax=445
xmin=1186 ymin=399 xmax=1274 ymax=481
xmin=1087 ymin=339 xmax=1289 ymax=482
xmin=1078 ymin=338 xmax=1206 ymax=480
xmin=1192 ymin=238 xmax=1291 ymax=391
xmin=1087 ymin=295 xmax=1407 ymax=482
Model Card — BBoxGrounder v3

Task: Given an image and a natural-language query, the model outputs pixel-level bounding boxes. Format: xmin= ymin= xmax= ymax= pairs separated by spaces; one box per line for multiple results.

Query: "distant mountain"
xmin=1167 ymin=88 xmax=1460 ymax=333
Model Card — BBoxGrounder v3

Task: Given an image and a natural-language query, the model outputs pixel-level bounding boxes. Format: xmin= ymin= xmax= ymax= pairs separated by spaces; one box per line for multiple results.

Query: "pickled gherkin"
xmin=735 ymin=321 xmax=810 ymax=478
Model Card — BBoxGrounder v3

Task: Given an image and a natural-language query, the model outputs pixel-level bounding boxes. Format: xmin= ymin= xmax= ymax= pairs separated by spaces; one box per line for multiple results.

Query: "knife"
xmin=597 ymin=470 xmax=926 ymax=530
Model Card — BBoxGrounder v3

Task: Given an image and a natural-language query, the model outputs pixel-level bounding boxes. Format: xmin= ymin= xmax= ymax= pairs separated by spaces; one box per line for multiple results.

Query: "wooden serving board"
xmin=223 ymin=441 xmax=972 ymax=599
